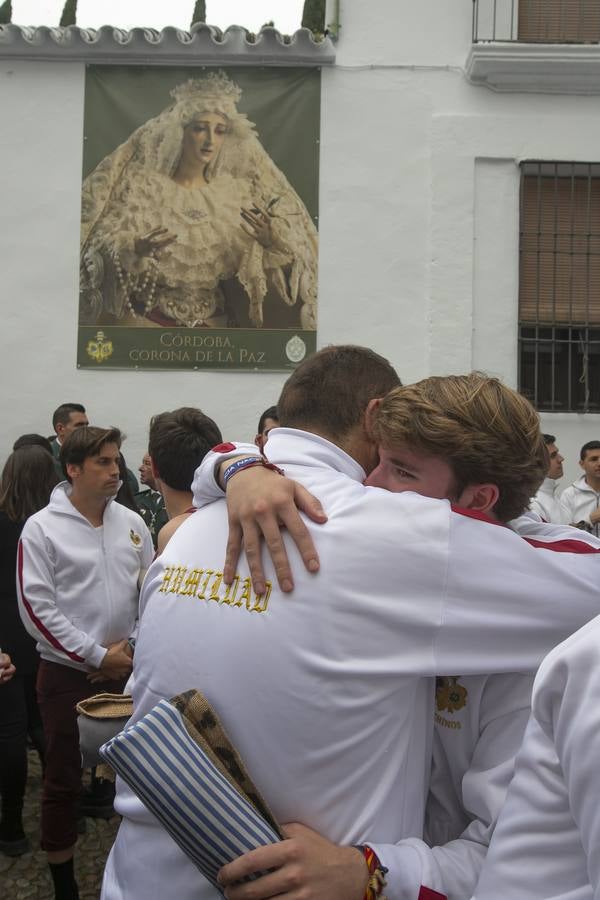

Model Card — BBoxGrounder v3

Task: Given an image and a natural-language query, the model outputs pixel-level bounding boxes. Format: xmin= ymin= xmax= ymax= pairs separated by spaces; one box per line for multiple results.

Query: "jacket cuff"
xmin=87 ymin=642 xmax=107 ymax=670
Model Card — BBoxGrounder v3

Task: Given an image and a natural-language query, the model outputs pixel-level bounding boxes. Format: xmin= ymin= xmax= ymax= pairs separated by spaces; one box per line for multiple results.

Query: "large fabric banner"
xmin=78 ymin=66 xmax=320 ymax=371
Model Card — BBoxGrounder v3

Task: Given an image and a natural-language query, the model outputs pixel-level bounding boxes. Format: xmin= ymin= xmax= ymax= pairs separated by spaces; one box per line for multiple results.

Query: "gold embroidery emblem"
xmin=436 ymin=676 xmax=468 ymax=714
xmin=158 ymin=564 xmax=271 ymax=613
xmin=129 ymin=529 xmax=142 ymax=547
xmin=86 ymin=330 xmax=113 ymax=363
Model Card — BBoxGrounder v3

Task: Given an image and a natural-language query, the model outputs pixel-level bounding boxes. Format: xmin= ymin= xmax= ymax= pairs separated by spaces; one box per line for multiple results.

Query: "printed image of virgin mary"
xmin=79 ymin=72 xmax=317 ymax=330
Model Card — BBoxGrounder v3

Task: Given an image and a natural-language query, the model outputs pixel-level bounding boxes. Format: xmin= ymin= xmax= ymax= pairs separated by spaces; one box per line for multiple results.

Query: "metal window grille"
xmin=519 ymin=161 xmax=600 ymax=412
xmin=473 ymin=0 xmax=600 ymax=43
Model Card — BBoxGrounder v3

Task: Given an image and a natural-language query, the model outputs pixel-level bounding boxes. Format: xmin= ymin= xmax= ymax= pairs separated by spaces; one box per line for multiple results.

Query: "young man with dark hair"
xmin=103 ymin=348 xmax=600 ymax=900
xmin=530 ymin=433 xmax=564 ymax=523
xmin=560 ymin=439 xmax=600 ymax=534
xmin=17 ymin=426 xmax=153 ymax=900
xmin=147 ymin=407 xmax=222 ymax=553
xmin=255 ymin=406 xmax=279 ymax=452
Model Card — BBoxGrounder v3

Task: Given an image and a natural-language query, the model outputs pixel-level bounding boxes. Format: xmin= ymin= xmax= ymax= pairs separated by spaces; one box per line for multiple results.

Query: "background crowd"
xmin=0 ymin=399 xmax=279 ymax=899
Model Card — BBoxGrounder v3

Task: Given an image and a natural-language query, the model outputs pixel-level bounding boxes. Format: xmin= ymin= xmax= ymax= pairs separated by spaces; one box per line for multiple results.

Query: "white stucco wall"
xmin=2 ymin=0 xmax=600 ymax=485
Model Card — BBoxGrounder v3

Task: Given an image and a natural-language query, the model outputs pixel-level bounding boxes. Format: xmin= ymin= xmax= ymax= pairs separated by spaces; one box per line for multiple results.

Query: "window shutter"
xmin=520 ymin=172 xmax=600 ymax=325
xmin=518 ymin=0 xmax=600 ymax=42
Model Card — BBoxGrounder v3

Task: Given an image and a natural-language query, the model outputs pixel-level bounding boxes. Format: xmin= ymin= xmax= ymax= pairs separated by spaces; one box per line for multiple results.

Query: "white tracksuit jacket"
xmin=17 ymin=482 xmax=154 ymax=672
xmin=102 ymin=431 xmax=600 ymax=900
xmin=530 ymin=477 xmax=563 ymax=524
xmin=473 ymin=613 xmax=600 ymax=899
xmin=396 ymin=513 xmax=587 ymax=899
xmin=560 ymin=475 xmax=600 ymax=534
xmin=390 ymin=672 xmax=532 ymax=900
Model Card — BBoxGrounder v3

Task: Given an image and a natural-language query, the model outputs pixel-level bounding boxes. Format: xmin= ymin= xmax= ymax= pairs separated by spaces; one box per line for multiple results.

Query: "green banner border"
xmin=78 ymin=326 xmax=316 ymax=372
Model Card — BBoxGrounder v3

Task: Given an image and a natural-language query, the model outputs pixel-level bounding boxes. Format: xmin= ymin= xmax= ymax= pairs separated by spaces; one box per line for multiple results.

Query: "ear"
xmin=150 ymin=456 xmax=160 ymax=480
xmin=55 ymin=422 xmax=65 ymax=439
xmin=66 ymin=462 xmax=81 ymax=481
xmin=456 ymin=483 xmax=499 ymax=515
xmin=579 ymin=459 xmax=585 ymax=470
xmin=365 ymin=398 xmax=383 ymax=439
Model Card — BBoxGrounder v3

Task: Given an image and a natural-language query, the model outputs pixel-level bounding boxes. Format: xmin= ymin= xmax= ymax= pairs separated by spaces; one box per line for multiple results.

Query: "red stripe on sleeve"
xmin=451 ymin=506 xmax=600 ymax=554
xmin=212 ymin=442 xmax=237 ymax=453
xmin=17 ymin=541 xmax=85 ymax=664
xmin=524 ymin=537 xmax=600 ymax=554
xmin=418 ymin=887 xmax=447 ymax=900
xmin=450 ymin=505 xmax=506 ymax=526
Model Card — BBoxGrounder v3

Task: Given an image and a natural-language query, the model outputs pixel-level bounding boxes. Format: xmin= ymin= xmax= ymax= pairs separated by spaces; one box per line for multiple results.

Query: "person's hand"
xmin=134 ymin=227 xmax=177 ymax=258
xmin=590 ymin=508 xmax=600 ymax=525
xmin=0 ymin=652 xmax=15 ymax=684
xmin=218 ymin=822 xmax=369 ymax=900
xmin=240 ymin=206 xmax=273 ymax=249
xmin=222 ymin=464 xmax=327 ymax=595
xmin=96 ymin=640 xmax=133 ymax=682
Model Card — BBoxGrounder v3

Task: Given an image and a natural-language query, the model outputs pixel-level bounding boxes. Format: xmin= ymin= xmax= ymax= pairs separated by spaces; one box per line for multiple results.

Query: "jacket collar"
xmin=264 ymin=429 xmax=366 ymax=483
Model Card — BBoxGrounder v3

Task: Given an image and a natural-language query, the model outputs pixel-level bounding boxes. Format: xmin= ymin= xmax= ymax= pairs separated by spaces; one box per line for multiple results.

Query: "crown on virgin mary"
xmin=171 ymin=72 xmax=242 ymax=112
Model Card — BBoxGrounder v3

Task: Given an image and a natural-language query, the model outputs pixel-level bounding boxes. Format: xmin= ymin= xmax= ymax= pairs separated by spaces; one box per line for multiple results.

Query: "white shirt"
xmin=473 ymin=613 xmax=600 ymax=899
xmin=530 ymin=477 xmax=562 ymax=524
xmin=560 ymin=475 xmax=600 ymax=534
xmin=102 ymin=431 xmax=600 ymax=900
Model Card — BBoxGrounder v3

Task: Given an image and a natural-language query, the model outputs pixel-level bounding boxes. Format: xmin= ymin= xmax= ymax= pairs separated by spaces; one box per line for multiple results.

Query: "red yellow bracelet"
xmin=354 ymin=844 xmax=388 ymax=900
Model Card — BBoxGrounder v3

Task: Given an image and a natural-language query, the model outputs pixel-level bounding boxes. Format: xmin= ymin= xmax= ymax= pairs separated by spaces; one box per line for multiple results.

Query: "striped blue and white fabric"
xmin=100 ymin=699 xmax=280 ymax=891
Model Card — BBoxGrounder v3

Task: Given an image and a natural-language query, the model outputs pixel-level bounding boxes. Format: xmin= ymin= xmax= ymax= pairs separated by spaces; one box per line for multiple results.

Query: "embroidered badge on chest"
xmin=435 ymin=676 xmax=468 ymax=714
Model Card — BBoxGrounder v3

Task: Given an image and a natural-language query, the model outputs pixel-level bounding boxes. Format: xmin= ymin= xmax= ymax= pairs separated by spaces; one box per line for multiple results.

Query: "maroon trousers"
xmin=36 ymin=660 xmax=123 ymax=852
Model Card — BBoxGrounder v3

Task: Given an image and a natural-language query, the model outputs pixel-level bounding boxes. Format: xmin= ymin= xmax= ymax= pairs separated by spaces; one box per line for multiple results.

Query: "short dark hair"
xmin=13 ymin=433 xmax=53 ymax=454
xmin=580 ymin=440 xmax=600 ymax=461
xmin=148 ymin=408 xmax=222 ymax=491
xmin=60 ymin=426 xmax=121 ymax=482
xmin=257 ymin=406 xmax=279 ymax=434
xmin=52 ymin=403 xmax=86 ymax=430
xmin=542 ymin=434 xmax=556 ymax=445
xmin=0 ymin=446 xmax=58 ymax=522
xmin=277 ymin=345 xmax=401 ymax=441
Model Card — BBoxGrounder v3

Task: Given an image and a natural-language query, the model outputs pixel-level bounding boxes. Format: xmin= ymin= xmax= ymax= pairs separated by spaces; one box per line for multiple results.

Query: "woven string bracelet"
xmin=222 ymin=456 xmax=285 ymax=487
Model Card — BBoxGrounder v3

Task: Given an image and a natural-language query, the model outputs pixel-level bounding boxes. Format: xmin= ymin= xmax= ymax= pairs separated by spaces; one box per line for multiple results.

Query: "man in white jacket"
xmin=211 ymin=374 xmax=596 ymax=900
xmin=530 ymin=433 xmax=564 ymax=523
xmin=559 ymin=440 xmax=600 ymax=535
xmin=102 ymin=349 xmax=600 ymax=900
xmin=17 ymin=426 xmax=153 ymax=900
xmin=472 ymin=612 xmax=600 ymax=900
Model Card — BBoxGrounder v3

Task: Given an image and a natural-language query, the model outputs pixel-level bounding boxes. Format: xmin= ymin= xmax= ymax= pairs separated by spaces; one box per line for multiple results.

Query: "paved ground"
xmin=0 ymin=754 xmax=119 ymax=899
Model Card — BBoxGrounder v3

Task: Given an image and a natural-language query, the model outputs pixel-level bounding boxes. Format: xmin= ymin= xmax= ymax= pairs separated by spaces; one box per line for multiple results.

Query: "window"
xmin=518 ymin=0 xmax=600 ymax=43
xmin=473 ymin=0 xmax=600 ymax=43
xmin=519 ymin=162 xmax=600 ymax=412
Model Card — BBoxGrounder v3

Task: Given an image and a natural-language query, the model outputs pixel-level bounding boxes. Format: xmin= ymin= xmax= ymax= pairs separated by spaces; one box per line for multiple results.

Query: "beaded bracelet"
xmin=354 ymin=844 xmax=388 ymax=900
xmin=222 ymin=456 xmax=285 ymax=487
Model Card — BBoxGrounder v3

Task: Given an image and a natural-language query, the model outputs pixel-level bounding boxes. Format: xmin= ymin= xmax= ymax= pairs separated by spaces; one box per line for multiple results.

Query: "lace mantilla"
xmin=80 ymin=71 xmax=317 ymax=329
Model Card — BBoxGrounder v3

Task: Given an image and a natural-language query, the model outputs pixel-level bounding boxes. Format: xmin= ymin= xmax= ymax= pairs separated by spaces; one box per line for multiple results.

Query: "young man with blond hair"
xmin=212 ymin=372 xmax=578 ymax=900
xmin=103 ymin=349 xmax=600 ymax=900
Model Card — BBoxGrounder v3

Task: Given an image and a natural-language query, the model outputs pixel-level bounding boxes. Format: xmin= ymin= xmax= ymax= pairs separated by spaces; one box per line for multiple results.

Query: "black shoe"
xmin=0 ymin=833 xmax=31 ymax=857
xmin=79 ymin=780 xmax=115 ymax=819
